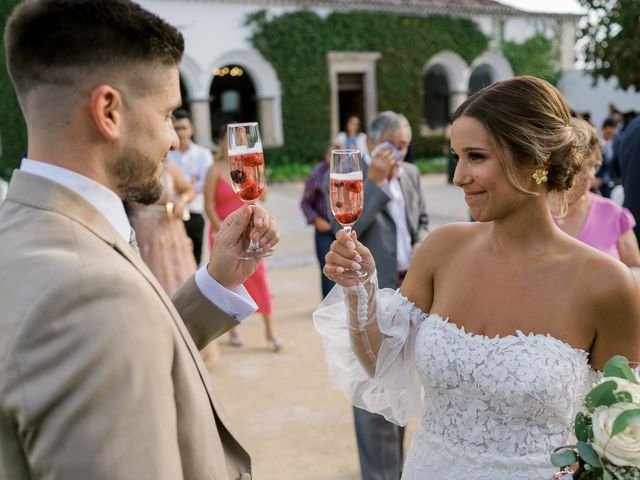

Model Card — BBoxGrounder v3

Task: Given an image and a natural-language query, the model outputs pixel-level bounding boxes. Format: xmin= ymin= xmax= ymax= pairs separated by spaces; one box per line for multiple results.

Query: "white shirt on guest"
xmin=20 ymin=158 xmax=256 ymax=321
xmin=381 ymin=173 xmax=413 ymax=272
xmin=167 ymin=141 xmax=213 ymax=214
xmin=363 ymin=153 xmax=413 ymax=272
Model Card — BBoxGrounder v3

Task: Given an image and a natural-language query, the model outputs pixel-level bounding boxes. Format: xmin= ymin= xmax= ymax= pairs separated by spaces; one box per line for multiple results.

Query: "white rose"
xmin=591 ymin=403 xmax=640 ymax=467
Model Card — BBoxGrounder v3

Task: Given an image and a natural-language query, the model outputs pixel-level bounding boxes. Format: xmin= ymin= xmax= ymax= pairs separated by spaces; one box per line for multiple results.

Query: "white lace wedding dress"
xmin=313 ymin=274 xmax=595 ymax=479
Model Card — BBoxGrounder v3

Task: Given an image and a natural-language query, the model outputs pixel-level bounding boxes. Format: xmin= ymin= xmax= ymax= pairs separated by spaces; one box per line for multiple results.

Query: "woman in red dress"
xmin=203 ymin=129 xmax=283 ymax=352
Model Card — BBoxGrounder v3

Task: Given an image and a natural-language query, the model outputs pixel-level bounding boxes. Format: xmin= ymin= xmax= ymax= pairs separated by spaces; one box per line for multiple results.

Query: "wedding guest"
xmin=335 ymin=115 xmax=369 ymax=158
xmin=554 ymin=118 xmax=640 ymax=285
xmin=607 ymin=103 xmax=623 ymax=126
xmin=0 ymin=1 xmax=279 ymax=478
xmin=203 ymin=127 xmax=283 ymax=352
xmin=618 ymin=115 xmax=640 ymax=243
xmin=129 ymin=159 xmax=197 ymax=293
xmin=300 ymin=141 xmax=340 ymax=298
xmin=168 ymin=108 xmax=214 ymax=264
xmin=315 ymin=76 xmax=640 ymax=478
xmin=594 ymin=118 xmax=618 ymax=198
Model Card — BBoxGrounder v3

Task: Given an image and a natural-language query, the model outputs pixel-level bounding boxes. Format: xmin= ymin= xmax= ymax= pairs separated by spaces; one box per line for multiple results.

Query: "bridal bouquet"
xmin=551 ymin=356 xmax=640 ymax=480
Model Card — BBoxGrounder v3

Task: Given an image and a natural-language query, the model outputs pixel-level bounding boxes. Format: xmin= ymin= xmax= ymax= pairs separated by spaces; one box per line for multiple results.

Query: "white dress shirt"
xmin=20 ymin=158 xmax=256 ymax=321
xmin=167 ymin=142 xmax=213 ymax=214
xmin=381 ymin=172 xmax=413 ymax=272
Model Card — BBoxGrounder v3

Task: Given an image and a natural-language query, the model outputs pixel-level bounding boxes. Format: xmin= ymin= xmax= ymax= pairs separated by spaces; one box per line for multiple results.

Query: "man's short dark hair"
xmin=173 ymin=109 xmax=192 ymax=122
xmin=602 ymin=118 xmax=617 ymax=129
xmin=5 ymin=0 xmax=184 ymax=97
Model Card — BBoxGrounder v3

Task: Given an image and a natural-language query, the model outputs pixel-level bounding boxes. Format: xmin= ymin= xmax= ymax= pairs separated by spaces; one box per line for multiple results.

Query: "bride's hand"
xmin=323 ymin=229 xmax=375 ymax=287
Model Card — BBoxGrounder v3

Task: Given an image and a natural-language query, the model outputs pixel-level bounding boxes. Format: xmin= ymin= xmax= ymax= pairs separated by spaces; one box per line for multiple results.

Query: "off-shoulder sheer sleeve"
xmin=313 ymin=272 xmax=426 ymax=426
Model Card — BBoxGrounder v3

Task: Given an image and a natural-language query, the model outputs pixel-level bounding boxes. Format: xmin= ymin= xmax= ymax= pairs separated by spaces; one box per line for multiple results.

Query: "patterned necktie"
xmin=129 ymin=227 xmax=140 ymax=255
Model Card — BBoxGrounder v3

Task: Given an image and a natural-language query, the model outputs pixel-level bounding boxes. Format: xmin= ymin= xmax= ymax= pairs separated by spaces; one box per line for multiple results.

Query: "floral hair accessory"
xmin=551 ymin=355 xmax=640 ymax=479
xmin=532 ymin=168 xmax=548 ymax=184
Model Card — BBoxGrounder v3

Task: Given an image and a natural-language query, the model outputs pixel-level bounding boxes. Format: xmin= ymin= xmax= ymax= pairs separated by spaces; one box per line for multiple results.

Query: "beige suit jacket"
xmin=0 ymin=171 xmax=251 ymax=479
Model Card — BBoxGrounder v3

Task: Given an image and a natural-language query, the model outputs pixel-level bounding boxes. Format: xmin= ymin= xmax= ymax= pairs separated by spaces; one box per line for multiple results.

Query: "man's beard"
xmin=112 ymin=145 xmax=163 ymax=205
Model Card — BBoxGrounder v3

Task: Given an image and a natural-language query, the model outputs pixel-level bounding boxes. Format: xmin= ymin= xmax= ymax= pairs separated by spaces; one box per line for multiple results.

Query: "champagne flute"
xmin=227 ymin=122 xmax=275 ymax=260
xmin=329 ymin=149 xmax=366 ymax=278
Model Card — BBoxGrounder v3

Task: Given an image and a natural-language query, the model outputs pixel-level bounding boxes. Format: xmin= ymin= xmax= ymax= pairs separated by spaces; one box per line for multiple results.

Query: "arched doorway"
xmin=468 ymin=64 xmax=494 ymax=95
xmin=209 ymin=65 xmax=258 ymax=142
xmin=179 ymin=76 xmax=191 ymax=113
xmin=423 ymin=65 xmax=450 ymax=130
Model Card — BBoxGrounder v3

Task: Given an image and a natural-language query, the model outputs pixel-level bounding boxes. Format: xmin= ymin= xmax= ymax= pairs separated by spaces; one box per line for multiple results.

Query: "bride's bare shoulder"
xmin=419 ymin=221 xmax=484 ymax=253
xmin=402 ymin=222 xmax=482 ymax=311
xmin=408 ymin=222 xmax=483 ymax=276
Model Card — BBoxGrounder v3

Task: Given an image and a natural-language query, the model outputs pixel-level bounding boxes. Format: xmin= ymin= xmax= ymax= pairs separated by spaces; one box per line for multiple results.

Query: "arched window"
xmin=220 ymin=90 xmax=241 ymax=113
xmin=179 ymin=76 xmax=190 ymax=113
xmin=209 ymin=65 xmax=257 ymax=141
xmin=423 ymin=65 xmax=450 ymax=130
xmin=468 ymin=64 xmax=494 ymax=95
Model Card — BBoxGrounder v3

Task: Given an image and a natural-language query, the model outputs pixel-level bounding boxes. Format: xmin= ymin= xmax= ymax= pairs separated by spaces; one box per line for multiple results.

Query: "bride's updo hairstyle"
xmin=451 ymin=75 xmax=586 ymax=195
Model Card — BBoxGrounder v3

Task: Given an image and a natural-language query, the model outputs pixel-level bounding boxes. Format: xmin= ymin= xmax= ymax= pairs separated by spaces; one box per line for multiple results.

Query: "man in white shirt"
xmin=0 ymin=1 xmax=279 ymax=479
xmin=169 ymin=109 xmax=213 ymax=264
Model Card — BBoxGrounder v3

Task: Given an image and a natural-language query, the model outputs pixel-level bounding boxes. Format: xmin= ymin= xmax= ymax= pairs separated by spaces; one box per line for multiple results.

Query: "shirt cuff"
xmin=194 ymin=265 xmax=257 ymax=322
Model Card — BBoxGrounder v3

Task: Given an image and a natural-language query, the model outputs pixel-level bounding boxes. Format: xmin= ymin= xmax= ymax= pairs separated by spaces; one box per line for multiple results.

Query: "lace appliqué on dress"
xmin=314 ymin=285 xmax=599 ymax=479
xmin=403 ymin=313 xmax=593 ymax=479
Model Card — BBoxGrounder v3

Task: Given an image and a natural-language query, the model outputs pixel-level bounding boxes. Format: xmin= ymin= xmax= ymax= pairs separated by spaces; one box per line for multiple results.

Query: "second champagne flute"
xmin=227 ymin=122 xmax=275 ymax=260
xmin=330 ymin=149 xmax=366 ymax=278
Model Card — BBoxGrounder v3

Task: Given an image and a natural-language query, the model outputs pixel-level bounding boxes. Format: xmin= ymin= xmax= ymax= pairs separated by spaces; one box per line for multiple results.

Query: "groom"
xmin=0 ymin=1 xmax=279 ymax=478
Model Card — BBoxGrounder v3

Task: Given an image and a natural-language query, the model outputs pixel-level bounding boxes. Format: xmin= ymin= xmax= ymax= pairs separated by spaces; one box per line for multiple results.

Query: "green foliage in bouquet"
xmin=551 ymin=356 xmax=640 ymax=480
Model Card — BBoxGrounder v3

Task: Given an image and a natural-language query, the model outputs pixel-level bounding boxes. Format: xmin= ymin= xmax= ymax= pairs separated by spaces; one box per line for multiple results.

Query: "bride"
xmin=314 ymin=76 xmax=640 ymax=478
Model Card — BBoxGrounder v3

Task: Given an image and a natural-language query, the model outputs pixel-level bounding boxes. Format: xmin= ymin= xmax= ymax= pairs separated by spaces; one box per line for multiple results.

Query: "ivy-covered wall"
xmin=0 ymin=5 xmax=561 ymax=179
xmin=248 ymin=10 xmax=561 ymax=167
xmin=1 ymin=0 xmax=27 ymax=181
xmin=248 ymin=10 xmax=489 ymax=165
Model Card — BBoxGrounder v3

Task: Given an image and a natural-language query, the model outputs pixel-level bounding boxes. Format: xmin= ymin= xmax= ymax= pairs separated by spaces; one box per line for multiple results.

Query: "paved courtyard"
xmin=205 ymin=173 xmax=467 ymax=479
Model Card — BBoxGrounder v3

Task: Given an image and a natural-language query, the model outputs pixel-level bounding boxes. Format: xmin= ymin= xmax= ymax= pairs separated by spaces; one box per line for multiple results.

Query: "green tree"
xmin=0 ymin=0 xmax=27 ymax=180
xmin=578 ymin=0 xmax=640 ymax=90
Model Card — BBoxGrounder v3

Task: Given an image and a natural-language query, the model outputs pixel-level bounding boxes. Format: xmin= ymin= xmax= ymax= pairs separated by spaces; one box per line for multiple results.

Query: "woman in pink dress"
xmin=130 ymin=159 xmax=220 ymax=363
xmin=554 ymin=118 xmax=640 ymax=284
xmin=203 ymin=130 xmax=283 ymax=352
xmin=130 ymin=159 xmax=197 ymax=293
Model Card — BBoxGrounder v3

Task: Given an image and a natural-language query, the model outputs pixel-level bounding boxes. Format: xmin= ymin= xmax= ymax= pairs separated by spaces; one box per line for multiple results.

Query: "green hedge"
xmin=1 ymin=0 xmax=27 ymax=181
xmin=248 ymin=10 xmax=488 ymax=167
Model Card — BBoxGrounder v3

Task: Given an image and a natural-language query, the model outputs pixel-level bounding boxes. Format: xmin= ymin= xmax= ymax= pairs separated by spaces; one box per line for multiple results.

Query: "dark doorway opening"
xmin=424 ymin=65 xmax=450 ymax=130
xmin=338 ymin=73 xmax=365 ymax=132
xmin=179 ymin=76 xmax=190 ymax=113
xmin=210 ymin=65 xmax=257 ymax=142
xmin=469 ymin=65 xmax=493 ymax=95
